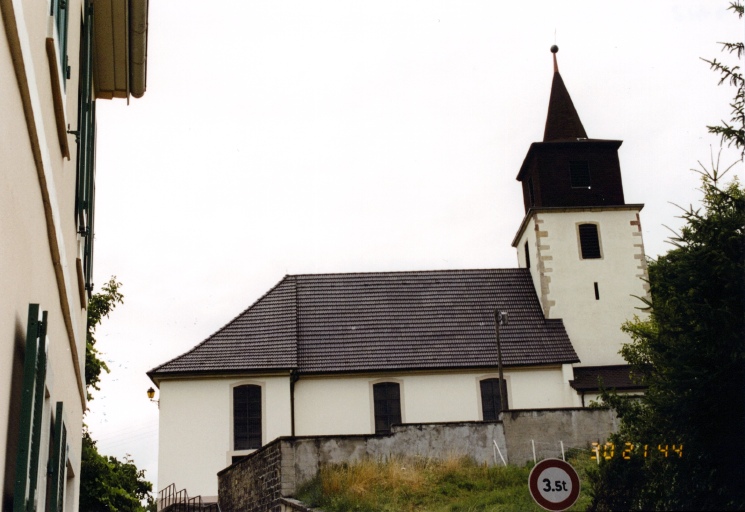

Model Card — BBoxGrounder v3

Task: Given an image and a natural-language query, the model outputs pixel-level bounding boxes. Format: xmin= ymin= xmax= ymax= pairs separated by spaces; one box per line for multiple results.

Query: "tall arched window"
xmin=480 ymin=378 xmax=507 ymax=421
xmin=373 ymin=382 xmax=401 ymax=435
xmin=233 ymin=384 xmax=262 ymax=450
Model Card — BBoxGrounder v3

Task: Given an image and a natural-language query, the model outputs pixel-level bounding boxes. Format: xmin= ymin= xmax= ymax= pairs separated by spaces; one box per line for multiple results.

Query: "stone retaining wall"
xmin=218 ymin=439 xmax=283 ymax=512
xmin=218 ymin=409 xmax=618 ymax=511
xmin=501 ymin=408 xmax=618 ymax=464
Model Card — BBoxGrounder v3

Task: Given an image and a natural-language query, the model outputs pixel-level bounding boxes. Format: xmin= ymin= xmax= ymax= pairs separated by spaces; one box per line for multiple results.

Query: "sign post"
xmin=528 ymin=458 xmax=581 ymax=511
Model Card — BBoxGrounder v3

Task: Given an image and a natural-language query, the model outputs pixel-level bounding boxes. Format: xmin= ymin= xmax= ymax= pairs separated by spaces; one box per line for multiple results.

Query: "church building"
xmin=148 ymin=47 xmax=648 ymax=502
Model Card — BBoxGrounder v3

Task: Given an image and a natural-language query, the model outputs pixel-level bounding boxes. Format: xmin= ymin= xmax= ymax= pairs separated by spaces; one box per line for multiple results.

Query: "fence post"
xmin=531 ymin=439 xmax=536 ymax=464
xmin=493 ymin=440 xmax=506 ymax=466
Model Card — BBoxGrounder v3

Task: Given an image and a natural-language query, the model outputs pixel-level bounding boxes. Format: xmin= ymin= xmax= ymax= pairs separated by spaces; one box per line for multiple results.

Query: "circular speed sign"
xmin=528 ymin=458 xmax=581 ymax=511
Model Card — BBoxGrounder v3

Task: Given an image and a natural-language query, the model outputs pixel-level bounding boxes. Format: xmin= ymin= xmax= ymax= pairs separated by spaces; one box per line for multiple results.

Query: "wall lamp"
xmin=146 ymin=387 xmax=159 ymax=406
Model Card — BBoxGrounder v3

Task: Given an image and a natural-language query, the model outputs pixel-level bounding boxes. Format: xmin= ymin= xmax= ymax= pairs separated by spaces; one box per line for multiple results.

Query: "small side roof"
xmin=570 ymin=365 xmax=646 ymax=392
xmin=149 ymin=268 xmax=579 ymax=383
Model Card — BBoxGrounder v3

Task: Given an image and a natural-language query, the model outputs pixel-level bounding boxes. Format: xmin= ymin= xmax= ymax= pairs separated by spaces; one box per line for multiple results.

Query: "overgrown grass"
xmin=296 ymin=453 xmax=597 ymax=511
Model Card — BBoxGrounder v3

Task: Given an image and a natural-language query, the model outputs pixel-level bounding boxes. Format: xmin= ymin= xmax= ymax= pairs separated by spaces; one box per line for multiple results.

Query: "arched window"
xmin=233 ymin=384 xmax=262 ymax=450
xmin=578 ymin=223 xmax=601 ymax=259
xmin=373 ymin=382 xmax=401 ymax=435
xmin=480 ymin=378 xmax=507 ymax=421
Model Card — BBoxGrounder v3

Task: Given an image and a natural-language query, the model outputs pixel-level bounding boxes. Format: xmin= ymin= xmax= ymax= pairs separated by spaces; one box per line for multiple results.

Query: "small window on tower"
xmin=524 ymin=241 xmax=531 ymax=269
xmin=578 ymin=224 xmax=601 ymax=259
xmin=570 ymin=161 xmax=591 ymax=188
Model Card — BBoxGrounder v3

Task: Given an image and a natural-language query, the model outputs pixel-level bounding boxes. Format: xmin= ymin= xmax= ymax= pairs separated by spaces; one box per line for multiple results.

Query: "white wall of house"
xmin=515 ymin=207 xmax=648 ymax=367
xmin=506 ymin=366 xmax=578 ymax=409
xmin=294 ymin=367 xmax=573 ymax=438
xmin=156 ymin=365 xmax=572 ymax=499
xmin=0 ymin=1 xmax=88 ymax=509
xmin=157 ymin=375 xmax=292 ymax=500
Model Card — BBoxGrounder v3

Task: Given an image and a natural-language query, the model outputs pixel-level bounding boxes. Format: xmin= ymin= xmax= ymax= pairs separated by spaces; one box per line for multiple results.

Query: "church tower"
xmin=512 ymin=47 xmax=649 ymax=383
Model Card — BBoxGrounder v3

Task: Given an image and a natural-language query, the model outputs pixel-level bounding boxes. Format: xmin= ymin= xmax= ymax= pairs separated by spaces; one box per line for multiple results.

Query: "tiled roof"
xmin=570 ymin=365 xmax=647 ymax=391
xmin=149 ymin=269 xmax=579 ymax=380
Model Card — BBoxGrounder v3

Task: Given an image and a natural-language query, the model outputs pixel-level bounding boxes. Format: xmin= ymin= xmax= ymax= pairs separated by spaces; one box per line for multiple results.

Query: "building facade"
xmin=151 ymin=269 xmax=580 ymax=500
xmin=1 ymin=0 xmax=149 ymax=509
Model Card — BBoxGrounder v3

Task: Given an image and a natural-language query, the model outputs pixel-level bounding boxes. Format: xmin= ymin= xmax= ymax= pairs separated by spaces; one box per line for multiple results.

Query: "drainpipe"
xmin=290 ymin=370 xmax=299 ymax=436
xmin=129 ymin=0 xmax=148 ymax=97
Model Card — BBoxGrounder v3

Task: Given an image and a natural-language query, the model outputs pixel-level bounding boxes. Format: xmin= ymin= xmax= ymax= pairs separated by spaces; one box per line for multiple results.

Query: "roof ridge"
xmin=289 ymin=267 xmax=527 ymax=279
xmin=147 ymin=275 xmax=293 ymax=378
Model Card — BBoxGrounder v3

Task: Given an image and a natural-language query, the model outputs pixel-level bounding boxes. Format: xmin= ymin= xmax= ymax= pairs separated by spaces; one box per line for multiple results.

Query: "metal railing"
xmin=157 ymin=483 xmax=220 ymax=512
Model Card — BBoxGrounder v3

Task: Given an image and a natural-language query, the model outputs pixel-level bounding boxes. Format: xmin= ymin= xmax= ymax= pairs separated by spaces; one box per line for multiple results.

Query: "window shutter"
xmin=578 ymin=224 xmax=601 ymax=259
xmin=13 ymin=305 xmax=49 ymax=512
xmin=48 ymin=402 xmax=68 ymax=512
xmin=480 ymin=378 xmax=507 ymax=421
xmin=75 ymin=3 xmax=97 ymax=297
xmin=373 ymin=382 xmax=402 ymax=435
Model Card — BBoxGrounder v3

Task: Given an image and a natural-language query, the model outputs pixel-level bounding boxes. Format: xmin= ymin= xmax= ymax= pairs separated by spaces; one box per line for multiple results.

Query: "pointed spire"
xmin=543 ymin=46 xmax=588 ymax=142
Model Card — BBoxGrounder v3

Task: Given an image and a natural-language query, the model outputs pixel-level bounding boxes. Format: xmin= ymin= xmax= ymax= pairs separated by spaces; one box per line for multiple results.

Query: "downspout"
xmin=290 ymin=370 xmax=299 ymax=436
xmin=128 ymin=0 xmax=148 ymax=97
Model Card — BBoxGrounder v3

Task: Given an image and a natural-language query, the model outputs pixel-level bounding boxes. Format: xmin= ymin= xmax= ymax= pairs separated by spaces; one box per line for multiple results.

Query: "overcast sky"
xmin=86 ymin=0 xmax=743 ymax=493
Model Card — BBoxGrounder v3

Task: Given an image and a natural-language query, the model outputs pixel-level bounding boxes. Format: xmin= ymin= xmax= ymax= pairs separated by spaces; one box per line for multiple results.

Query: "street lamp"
xmin=494 ymin=310 xmax=508 ymax=416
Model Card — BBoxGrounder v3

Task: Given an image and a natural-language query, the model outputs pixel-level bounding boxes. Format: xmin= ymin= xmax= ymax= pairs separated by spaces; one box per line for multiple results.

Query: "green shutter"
xmin=49 ymin=402 xmax=67 ymax=512
xmin=75 ymin=2 xmax=96 ymax=297
xmin=13 ymin=305 xmax=48 ymax=512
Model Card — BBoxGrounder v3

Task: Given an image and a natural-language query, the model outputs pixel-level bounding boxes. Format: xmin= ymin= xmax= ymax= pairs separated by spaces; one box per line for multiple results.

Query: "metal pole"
xmin=494 ymin=310 xmax=507 ymax=415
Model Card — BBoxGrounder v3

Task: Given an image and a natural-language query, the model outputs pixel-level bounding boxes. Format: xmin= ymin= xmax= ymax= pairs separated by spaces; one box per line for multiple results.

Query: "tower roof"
xmin=543 ymin=46 xmax=588 ymax=141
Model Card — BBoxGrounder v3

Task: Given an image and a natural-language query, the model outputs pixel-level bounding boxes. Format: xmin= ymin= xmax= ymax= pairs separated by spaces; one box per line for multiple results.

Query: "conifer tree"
xmin=589 ymin=3 xmax=745 ymax=509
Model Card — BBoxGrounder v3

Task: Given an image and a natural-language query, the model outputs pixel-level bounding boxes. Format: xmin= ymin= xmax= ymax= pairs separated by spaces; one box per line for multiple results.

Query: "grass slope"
xmin=296 ymin=454 xmax=596 ymax=511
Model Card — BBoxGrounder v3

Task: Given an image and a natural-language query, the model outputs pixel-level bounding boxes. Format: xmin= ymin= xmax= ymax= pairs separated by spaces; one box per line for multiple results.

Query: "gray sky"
xmin=86 ymin=0 xmax=742 ymax=493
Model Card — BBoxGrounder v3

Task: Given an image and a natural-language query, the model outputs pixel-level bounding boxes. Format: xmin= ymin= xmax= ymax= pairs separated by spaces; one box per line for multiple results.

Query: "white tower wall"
xmin=514 ymin=205 xmax=649 ymax=367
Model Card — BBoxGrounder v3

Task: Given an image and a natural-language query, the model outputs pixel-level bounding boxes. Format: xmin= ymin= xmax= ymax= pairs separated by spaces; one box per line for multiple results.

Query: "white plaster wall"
xmin=516 ymin=208 xmax=647 ymax=367
xmin=293 ymin=376 xmax=375 ymax=436
xmin=157 ymin=367 xmax=572 ymax=498
xmin=539 ymin=209 xmax=647 ymax=366
xmin=157 ymin=375 xmax=292 ymax=498
xmin=515 ymin=220 xmax=542 ymax=297
xmin=506 ymin=367 xmax=573 ymax=409
xmin=294 ymin=371 xmax=485 ymax=435
xmin=403 ymin=373 xmax=481 ymax=423
xmin=293 ymin=367 xmax=571 ymax=437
